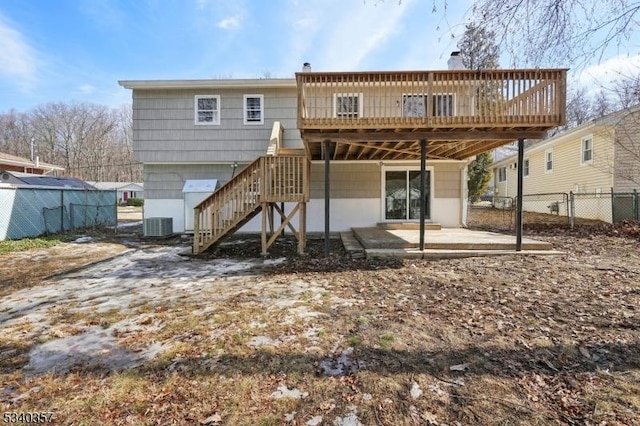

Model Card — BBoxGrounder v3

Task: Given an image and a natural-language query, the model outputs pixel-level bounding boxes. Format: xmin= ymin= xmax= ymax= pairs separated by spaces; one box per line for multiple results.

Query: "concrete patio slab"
xmin=350 ymin=227 xmax=559 ymax=259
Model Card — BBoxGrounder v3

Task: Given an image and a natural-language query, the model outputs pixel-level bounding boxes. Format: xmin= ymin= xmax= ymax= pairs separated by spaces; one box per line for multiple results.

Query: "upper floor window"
xmin=523 ymin=158 xmax=530 ymax=177
xmin=497 ymin=167 xmax=507 ymax=182
xmin=243 ymin=94 xmax=264 ymax=125
xmin=402 ymin=94 xmax=455 ymax=117
xmin=433 ymin=94 xmax=454 ymax=116
xmin=195 ymin=95 xmax=220 ymax=125
xmin=334 ymin=93 xmax=362 ymax=118
xmin=545 ymin=149 xmax=554 ymax=173
xmin=581 ymin=136 xmax=593 ymax=164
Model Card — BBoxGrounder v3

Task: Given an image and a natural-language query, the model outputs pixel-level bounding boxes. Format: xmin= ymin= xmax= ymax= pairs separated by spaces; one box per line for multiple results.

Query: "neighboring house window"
xmin=243 ymin=94 xmax=264 ymax=125
xmin=334 ymin=93 xmax=362 ymax=118
xmin=402 ymin=93 xmax=455 ymax=117
xmin=545 ymin=149 xmax=553 ymax=173
xmin=523 ymin=158 xmax=530 ymax=177
xmin=497 ymin=167 xmax=507 ymax=182
xmin=581 ymin=136 xmax=593 ymax=164
xmin=195 ymin=95 xmax=220 ymax=125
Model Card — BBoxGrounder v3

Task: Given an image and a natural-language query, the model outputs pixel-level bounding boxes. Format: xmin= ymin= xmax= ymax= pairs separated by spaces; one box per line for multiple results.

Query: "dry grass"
xmin=1 ymin=217 xmax=639 ymax=425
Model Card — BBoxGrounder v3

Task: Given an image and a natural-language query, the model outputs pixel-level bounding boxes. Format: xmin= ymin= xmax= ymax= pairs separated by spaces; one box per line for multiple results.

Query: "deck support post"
xmin=420 ymin=139 xmax=427 ymax=251
xmin=324 ymin=139 xmax=331 ymax=257
xmin=516 ymin=138 xmax=525 ymax=251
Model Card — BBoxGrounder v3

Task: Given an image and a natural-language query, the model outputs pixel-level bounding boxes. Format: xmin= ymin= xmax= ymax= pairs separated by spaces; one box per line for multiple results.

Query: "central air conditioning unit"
xmin=144 ymin=217 xmax=173 ymax=237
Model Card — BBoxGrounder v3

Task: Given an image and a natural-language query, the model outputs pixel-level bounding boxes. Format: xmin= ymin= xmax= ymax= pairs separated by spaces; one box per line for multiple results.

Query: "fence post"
xmin=569 ymin=191 xmax=575 ymax=230
xmin=114 ymin=189 xmax=118 ymax=234
xmin=60 ymin=189 xmax=64 ymax=232
xmin=610 ymin=187 xmax=615 ymax=225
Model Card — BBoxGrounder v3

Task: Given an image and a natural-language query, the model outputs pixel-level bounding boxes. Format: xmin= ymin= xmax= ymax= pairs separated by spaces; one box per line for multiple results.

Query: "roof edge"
xmin=118 ymin=78 xmax=297 ymax=90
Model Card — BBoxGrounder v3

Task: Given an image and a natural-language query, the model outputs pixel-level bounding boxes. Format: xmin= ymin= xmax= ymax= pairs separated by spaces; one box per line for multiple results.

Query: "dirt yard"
xmin=1 ymin=213 xmax=639 ymax=425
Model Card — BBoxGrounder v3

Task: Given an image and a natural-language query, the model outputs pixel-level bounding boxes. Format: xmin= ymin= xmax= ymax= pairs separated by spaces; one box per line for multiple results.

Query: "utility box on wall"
xmin=182 ymin=179 xmax=218 ymax=232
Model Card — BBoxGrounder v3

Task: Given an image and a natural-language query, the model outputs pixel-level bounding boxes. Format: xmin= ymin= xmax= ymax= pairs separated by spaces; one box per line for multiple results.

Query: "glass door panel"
xmin=384 ymin=171 xmax=407 ymax=220
xmin=408 ymin=171 xmax=430 ymax=220
xmin=385 ymin=170 xmax=431 ymax=221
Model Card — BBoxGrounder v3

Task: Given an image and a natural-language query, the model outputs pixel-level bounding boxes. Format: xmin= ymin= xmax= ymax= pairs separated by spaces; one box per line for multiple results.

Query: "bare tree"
xmin=470 ymin=0 xmax=640 ymax=68
xmin=0 ymin=102 xmax=140 ymax=182
xmin=459 ymin=22 xmax=499 ymax=201
xmin=458 ymin=22 xmax=500 ymax=69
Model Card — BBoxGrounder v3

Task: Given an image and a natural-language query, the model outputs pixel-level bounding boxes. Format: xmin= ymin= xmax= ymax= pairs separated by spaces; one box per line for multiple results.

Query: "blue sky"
xmin=1 ymin=0 xmax=638 ymax=113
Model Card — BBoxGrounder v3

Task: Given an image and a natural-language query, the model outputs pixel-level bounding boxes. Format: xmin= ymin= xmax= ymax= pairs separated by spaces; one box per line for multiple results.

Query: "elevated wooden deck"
xmin=296 ymin=69 xmax=567 ymax=160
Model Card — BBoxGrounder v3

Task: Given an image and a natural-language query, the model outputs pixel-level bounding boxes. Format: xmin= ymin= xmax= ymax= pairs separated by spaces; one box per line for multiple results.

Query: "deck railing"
xmin=296 ymin=69 xmax=567 ymax=130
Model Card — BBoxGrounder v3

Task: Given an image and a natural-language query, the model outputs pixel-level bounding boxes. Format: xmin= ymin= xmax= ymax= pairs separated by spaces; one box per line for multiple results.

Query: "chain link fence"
xmin=0 ymin=186 xmax=117 ymax=240
xmin=468 ymin=190 xmax=639 ymax=231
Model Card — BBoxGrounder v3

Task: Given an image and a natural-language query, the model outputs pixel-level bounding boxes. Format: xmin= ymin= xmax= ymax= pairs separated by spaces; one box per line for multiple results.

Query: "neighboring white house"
xmin=88 ymin=182 xmax=144 ymax=204
xmin=491 ymin=106 xmax=640 ymax=222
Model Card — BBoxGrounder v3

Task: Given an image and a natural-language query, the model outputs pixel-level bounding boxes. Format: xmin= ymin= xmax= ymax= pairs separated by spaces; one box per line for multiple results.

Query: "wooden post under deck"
xmin=261 ymin=202 xmax=268 ymax=255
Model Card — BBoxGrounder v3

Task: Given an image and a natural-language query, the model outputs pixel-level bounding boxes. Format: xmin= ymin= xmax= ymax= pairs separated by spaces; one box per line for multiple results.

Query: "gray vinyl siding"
xmin=434 ymin=163 xmax=462 ymax=198
xmin=308 ymin=161 xmax=463 ymax=199
xmin=310 ymin=163 xmax=380 ymax=199
xmin=144 ymin=163 xmax=249 ymax=199
xmin=613 ymin=112 xmax=640 ymax=192
xmin=132 ymin=87 xmax=301 ymax=163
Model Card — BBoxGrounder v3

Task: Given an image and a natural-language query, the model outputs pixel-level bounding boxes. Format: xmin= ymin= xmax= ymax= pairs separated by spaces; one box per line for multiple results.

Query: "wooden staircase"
xmin=193 ymin=154 xmax=309 ymax=255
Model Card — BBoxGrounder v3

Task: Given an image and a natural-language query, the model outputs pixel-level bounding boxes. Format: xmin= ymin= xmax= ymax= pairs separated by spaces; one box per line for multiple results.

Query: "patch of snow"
xmin=74 ymin=236 xmax=93 ymax=243
xmin=319 ymin=347 xmax=366 ymax=376
xmin=362 ymin=393 xmax=373 ymax=402
xmin=248 ymin=336 xmax=281 ymax=348
xmin=263 ymin=257 xmax=287 ymax=265
xmin=270 ymin=384 xmax=308 ymax=400
xmin=108 ymin=221 xmax=143 ymax=229
xmin=410 ymin=382 xmax=423 ymax=399
xmin=284 ymin=411 xmax=296 ymax=422
xmin=333 ymin=412 xmax=363 ymax=426
xmin=306 ymin=416 xmax=323 ymax=426
xmin=24 ymin=326 xmax=156 ymax=375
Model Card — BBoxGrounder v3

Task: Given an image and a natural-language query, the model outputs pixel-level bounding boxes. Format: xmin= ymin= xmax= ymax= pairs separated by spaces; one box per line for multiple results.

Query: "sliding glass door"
xmin=384 ymin=169 xmax=430 ymax=221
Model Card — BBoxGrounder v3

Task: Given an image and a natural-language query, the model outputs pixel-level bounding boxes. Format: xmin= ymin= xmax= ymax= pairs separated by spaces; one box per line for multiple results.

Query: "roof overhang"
xmin=118 ymin=78 xmax=296 ymax=90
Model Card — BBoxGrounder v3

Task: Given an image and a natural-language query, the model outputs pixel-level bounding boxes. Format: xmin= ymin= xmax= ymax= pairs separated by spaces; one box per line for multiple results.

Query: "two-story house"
xmin=492 ymin=106 xmax=640 ymax=222
xmin=120 ymin=56 xmax=566 ymax=254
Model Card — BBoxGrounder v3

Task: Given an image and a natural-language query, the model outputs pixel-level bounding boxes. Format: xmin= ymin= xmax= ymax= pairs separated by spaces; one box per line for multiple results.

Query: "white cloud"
xmin=282 ymin=0 xmax=416 ymax=72
xmin=577 ymin=54 xmax=640 ymax=94
xmin=0 ymin=15 xmax=38 ymax=90
xmin=579 ymin=54 xmax=640 ymax=83
xmin=78 ymin=84 xmax=96 ymax=95
xmin=217 ymin=16 xmax=240 ymax=30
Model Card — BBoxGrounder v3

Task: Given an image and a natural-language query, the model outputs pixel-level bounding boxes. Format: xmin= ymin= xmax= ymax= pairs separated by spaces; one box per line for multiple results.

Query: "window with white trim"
xmin=334 ymin=93 xmax=362 ymax=118
xmin=581 ymin=136 xmax=593 ymax=164
xmin=401 ymin=93 xmax=455 ymax=117
xmin=545 ymin=149 xmax=553 ymax=173
xmin=195 ymin=95 xmax=220 ymax=125
xmin=497 ymin=167 xmax=507 ymax=182
xmin=243 ymin=94 xmax=264 ymax=125
xmin=523 ymin=158 xmax=530 ymax=177
xmin=432 ymin=94 xmax=454 ymax=116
